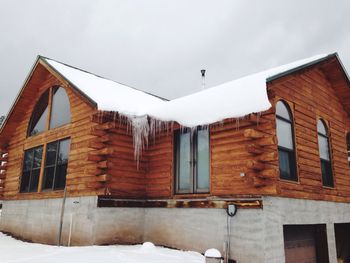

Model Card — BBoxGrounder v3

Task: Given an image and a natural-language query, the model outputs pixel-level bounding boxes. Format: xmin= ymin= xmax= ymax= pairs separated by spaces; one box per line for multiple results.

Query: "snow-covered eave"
xmin=266 ymin=52 xmax=340 ymax=83
xmin=40 ymin=56 xmax=98 ymax=108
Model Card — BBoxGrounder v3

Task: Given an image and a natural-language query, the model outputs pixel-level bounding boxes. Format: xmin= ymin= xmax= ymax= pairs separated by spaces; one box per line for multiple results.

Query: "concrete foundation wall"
xmin=1 ymin=196 xmax=350 ymax=263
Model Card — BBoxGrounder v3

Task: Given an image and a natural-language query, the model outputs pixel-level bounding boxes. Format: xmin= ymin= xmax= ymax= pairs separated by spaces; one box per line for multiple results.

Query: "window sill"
xmin=173 ymin=193 xmax=210 ymax=199
xmin=279 ymin=178 xmax=300 ymax=184
xmin=322 ymin=186 xmax=335 ymax=190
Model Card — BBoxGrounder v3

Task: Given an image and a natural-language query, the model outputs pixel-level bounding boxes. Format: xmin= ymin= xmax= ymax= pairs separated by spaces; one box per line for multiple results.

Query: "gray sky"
xmin=1 ymin=0 xmax=350 ymax=116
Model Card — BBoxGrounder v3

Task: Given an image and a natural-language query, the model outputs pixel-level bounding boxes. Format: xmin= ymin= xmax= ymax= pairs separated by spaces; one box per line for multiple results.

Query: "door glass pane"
xmin=29 ymin=90 xmax=49 ymax=136
xmin=318 ymin=135 xmax=330 ymax=161
xmin=277 ymin=119 xmax=294 ymax=149
xmin=178 ymin=132 xmax=191 ymax=191
xmin=50 ymin=87 xmax=71 ymax=129
xmin=197 ymin=129 xmax=209 ymax=190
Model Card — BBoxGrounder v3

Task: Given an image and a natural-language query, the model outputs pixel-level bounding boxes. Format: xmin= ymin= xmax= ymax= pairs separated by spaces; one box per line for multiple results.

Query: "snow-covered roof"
xmin=43 ymin=58 xmax=166 ymax=116
xmin=43 ymin=54 xmax=329 ymax=127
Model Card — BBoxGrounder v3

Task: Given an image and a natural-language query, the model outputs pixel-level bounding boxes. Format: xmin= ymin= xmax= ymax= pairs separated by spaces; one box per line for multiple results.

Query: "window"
xmin=28 ymin=87 xmax=71 ymax=136
xmin=175 ymin=128 xmax=210 ymax=194
xmin=20 ymin=146 xmax=43 ymax=192
xmin=276 ymin=100 xmax=297 ymax=181
xmin=20 ymin=138 xmax=70 ymax=193
xmin=317 ymin=119 xmax=334 ymax=187
xmin=42 ymin=138 xmax=70 ymax=191
xmin=346 ymin=133 xmax=350 ymax=167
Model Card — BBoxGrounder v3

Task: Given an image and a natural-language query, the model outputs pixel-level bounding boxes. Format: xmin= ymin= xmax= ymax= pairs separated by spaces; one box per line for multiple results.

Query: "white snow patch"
xmin=204 ymin=248 xmax=222 ymax=258
xmin=140 ymin=241 xmax=156 ymax=252
xmin=0 ymin=232 xmax=204 ymax=263
xmin=44 ymin=59 xmax=166 ymax=116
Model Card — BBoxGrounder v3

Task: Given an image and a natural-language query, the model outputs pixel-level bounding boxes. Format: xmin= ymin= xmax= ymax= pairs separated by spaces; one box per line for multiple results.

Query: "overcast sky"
xmin=0 ymin=0 xmax=350 ymax=116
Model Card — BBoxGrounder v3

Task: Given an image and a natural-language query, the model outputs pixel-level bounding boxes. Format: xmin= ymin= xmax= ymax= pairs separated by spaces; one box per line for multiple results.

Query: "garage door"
xmin=283 ymin=225 xmax=329 ymax=263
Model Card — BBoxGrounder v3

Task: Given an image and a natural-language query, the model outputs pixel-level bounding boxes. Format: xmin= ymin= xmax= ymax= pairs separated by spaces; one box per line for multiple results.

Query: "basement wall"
xmin=1 ymin=196 xmax=350 ymax=263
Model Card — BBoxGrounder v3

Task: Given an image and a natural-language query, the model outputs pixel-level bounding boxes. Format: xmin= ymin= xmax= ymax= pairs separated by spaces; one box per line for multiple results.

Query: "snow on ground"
xmin=0 ymin=233 xmax=204 ymax=263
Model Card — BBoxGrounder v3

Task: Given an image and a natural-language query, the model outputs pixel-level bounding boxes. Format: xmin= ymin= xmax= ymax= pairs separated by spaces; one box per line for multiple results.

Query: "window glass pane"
xmin=321 ymin=160 xmax=333 ymax=187
xmin=23 ymin=150 xmax=34 ymax=172
xmin=43 ymin=167 xmax=55 ymax=190
xmin=178 ymin=132 xmax=191 ymax=191
xmin=20 ymin=171 xmax=30 ymax=192
xmin=50 ymin=87 xmax=71 ymax=129
xmin=32 ymin=147 xmax=43 ymax=169
xmin=58 ymin=139 xmax=70 ymax=165
xmin=278 ymin=149 xmax=297 ymax=181
xmin=29 ymin=169 xmax=40 ymax=192
xmin=54 ymin=164 xmax=68 ymax=190
xmin=318 ymin=135 xmax=330 ymax=161
xmin=46 ymin=141 xmax=58 ymax=166
xmin=29 ymin=90 xmax=49 ymax=136
xmin=276 ymin=101 xmax=291 ymax=120
xmin=277 ymin=119 xmax=294 ymax=149
xmin=197 ymin=129 xmax=209 ymax=190
xmin=317 ymin=120 xmax=327 ymax=136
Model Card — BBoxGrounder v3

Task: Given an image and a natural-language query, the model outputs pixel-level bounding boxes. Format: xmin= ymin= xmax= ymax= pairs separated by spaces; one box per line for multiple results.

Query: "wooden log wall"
xmin=209 ymin=114 xmax=278 ymax=196
xmin=269 ymin=65 xmax=350 ymax=202
xmin=90 ymin=116 xmax=148 ymax=198
xmin=0 ymin=150 xmax=8 ymax=198
xmin=2 ymin=62 xmax=103 ymax=200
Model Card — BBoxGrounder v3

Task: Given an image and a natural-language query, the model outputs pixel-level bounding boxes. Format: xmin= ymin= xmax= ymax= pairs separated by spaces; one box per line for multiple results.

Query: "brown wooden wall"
xmin=2 ymin=58 xmax=350 ymax=203
xmin=1 ymin=61 xmax=105 ymax=200
xmin=269 ymin=66 xmax=350 ymax=202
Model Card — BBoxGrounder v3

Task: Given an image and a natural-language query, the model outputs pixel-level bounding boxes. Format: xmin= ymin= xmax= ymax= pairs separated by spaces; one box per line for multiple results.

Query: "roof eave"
xmin=266 ymin=53 xmax=340 ymax=83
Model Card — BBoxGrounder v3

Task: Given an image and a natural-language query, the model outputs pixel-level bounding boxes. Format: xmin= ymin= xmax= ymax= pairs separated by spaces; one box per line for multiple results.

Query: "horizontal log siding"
xmin=3 ymin=63 xmax=101 ymax=200
xmin=269 ymin=66 xmax=350 ymax=202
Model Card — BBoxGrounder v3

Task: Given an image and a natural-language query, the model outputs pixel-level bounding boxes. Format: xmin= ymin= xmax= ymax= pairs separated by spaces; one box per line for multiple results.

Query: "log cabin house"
xmin=1 ymin=53 xmax=350 ymax=262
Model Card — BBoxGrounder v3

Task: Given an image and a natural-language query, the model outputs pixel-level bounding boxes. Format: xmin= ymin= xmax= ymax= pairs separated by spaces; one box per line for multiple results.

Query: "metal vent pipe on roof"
xmin=201 ymin=69 xmax=206 ymax=90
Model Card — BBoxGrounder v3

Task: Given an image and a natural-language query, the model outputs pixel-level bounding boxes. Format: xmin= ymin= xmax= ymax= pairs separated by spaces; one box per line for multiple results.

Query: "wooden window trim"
xmin=42 ymin=138 xmax=70 ymax=192
xmin=316 ymin=118 xmax=335 ymax=189
xmin=19 ymin=137 xmax=71 ymax=194
xmin=19 ymin=146 xmax=43 ymax=193
xmin=276 ymin=99 xmax=299 ymax=182
xmin=27 ymin=86 xmax=71 ymax=138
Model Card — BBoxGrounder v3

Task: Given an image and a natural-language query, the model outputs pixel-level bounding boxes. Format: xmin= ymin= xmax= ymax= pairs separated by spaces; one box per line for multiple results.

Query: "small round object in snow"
xmin=204 ymin=248 xmax=221 ymax=258
xmin=140 ymin=242 xmax=156 ymax=251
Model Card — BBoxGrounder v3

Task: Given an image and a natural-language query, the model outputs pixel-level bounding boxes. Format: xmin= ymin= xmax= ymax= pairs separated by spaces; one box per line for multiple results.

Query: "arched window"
xmin=346 ymin=133 xmax=350 ymax=167
xmin=28 ymin=87 xmax=71 ymax=136
xmin=276 ymin=100 xmax=297 ymax=181
xmin=50 ymin=87 xmax=71 ymax=129
xmin=317 ymin=119 xmax=334 ymax=187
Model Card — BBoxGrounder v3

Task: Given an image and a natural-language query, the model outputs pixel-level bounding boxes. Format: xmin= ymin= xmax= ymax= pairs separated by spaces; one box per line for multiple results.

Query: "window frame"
xmin=42 ymin=138 xmax=71 ymax=191
xmin=174 ymin=127 xmax=210 ymax=194
xmin=19 ymin=137 xmax=71 ymax=193
xmin=276 ymin=100 xmax=298 ymax=182
xmin=20 ymin=145 xmax=44 ymax=193
xmin=317 ymin=119 xmax=334 ymax=188
xmin=27 ymin=86 xmax=71 ymax=137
